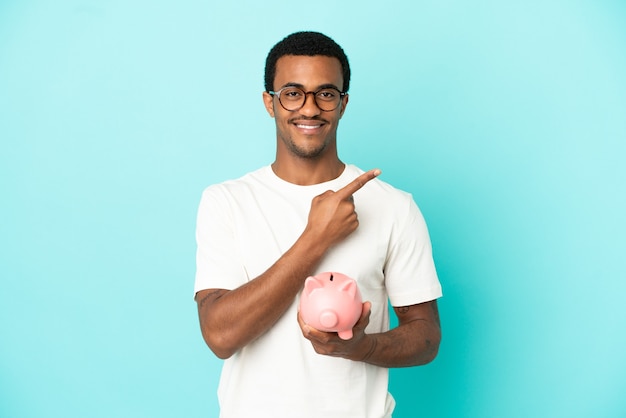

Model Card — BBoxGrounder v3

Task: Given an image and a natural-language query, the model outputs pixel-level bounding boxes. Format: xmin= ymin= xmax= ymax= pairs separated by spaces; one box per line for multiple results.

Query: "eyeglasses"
xmin=268 ymin=86 xmax=347 ymax=112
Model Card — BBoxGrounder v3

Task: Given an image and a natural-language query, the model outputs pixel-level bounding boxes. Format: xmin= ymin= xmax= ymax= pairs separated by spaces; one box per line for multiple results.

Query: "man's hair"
xmin=264 ymin=31 xmax=351 ymax=93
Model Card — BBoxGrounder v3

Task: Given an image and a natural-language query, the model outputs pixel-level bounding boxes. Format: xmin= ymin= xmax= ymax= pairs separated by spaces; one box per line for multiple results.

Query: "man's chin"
xmin=280 ymin=136 xmax=326 ymax=158
xmin=289 ymin=143 xmax=328 ymax=159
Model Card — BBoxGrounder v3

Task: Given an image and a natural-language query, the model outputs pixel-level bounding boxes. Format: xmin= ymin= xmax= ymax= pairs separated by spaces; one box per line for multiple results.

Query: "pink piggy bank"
xmin=299 ymin=272 xmax=363 ymax=340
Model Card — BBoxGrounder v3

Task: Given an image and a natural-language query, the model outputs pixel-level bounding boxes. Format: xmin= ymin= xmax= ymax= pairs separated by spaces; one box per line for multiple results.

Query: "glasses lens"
xmin=315 ymin=88 xmax=342 ymax=111
xmin=278 ymin=87 xmax=305 ymax=111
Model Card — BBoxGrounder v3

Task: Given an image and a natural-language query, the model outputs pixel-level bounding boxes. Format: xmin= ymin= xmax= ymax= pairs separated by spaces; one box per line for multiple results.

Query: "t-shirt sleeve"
xmin=384 ymin=196 xmax=442 ymax=307
xmin=194 ymin=186 xmax=248 ymax=296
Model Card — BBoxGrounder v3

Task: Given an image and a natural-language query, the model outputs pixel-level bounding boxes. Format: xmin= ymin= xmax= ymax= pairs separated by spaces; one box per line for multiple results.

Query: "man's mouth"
xmin=295 ymin=123 xmax=323 ymax=130
xmin=291 ymin=119 xmax=326 ymax=132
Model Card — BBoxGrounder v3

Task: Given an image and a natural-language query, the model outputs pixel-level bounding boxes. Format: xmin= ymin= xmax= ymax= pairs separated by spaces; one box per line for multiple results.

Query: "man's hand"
xmin=297 ymin=301 xmax=376 ymax=362
xmin=304 ymin=169 xmax=381 ymax=248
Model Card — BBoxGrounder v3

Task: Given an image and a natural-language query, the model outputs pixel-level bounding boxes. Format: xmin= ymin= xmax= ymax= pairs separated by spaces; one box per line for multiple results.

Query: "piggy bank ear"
xmin=339 ymin=280 xmax=357 ymax=298
xmin=304 ymin=276 xmax=324 ymax=295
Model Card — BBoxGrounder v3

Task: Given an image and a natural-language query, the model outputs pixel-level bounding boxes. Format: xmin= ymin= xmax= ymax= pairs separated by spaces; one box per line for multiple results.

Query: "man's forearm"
xmin=357 ymin=319 xmax=441 ymax=367
xmin=299 ymin=300 xmax=441 ymax=367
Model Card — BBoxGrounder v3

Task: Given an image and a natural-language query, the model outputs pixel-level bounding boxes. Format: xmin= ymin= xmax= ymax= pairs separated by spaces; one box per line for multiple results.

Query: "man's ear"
xmin=339 ymin=94 xmax=349 ymax=119
xmin=262 ymin=91 xmax=275 ymax=118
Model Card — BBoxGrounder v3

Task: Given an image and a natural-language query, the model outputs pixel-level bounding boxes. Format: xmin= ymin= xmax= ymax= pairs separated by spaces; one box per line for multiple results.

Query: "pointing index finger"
xmin=337 ymin=169 xmax=381 ymax=199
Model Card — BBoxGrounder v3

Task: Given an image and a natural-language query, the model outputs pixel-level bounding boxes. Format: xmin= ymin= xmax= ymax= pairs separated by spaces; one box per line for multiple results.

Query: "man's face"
xmin=263 ymin=55 xmax=348 ymax=160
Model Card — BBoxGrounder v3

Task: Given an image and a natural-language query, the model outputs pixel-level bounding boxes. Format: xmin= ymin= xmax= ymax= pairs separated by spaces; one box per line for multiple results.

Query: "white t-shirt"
xmin=195 ymin=164 xmax=442 ymax=418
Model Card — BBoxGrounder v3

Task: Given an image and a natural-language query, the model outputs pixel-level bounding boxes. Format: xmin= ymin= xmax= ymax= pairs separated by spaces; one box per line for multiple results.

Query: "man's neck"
xmin=271 ymin=158 xmax=345 ymax=186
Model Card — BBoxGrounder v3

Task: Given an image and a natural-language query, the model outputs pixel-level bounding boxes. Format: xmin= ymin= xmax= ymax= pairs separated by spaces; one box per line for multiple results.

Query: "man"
xmin=194 ymin=31 xmax=442 ymax=418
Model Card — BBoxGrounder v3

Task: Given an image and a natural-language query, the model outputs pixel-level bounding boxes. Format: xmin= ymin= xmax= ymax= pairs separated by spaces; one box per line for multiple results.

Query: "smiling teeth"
xmin=296 ymin=124 xmax=321 ymax=129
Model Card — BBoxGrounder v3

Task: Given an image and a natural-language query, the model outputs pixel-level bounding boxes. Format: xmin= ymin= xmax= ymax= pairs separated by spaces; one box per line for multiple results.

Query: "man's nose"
xmin=298 ymin=92 xmax=322 ymax=116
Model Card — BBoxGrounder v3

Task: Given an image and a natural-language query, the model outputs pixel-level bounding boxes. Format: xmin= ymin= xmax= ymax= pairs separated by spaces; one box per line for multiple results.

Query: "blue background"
xmin=1 ymin=1 xmax=625 ymax=417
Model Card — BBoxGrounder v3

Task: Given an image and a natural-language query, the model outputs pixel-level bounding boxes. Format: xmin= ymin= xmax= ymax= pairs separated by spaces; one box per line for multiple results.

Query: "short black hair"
xmin=264 ymin=31 xmax=351 ymax=93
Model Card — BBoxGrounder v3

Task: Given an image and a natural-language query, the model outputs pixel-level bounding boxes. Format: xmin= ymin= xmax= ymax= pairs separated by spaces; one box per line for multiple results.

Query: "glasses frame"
xmin=268 ymin=86 xmax=347 ymax=112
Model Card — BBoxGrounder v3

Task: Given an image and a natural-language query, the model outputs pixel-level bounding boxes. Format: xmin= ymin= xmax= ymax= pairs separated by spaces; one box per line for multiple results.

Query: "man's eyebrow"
xmin=279 ymin=82 xmax=305 ymax=89
xmin=317 ymin=83 xmax=342 ymax=91
xmin=278 ymin=82 xmax=342 ymax=91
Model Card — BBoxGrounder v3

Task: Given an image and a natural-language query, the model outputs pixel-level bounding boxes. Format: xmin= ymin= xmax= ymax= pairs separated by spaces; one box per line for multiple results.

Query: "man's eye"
xmin=284 ymin=89 xmax=303 ymax=98
xmin=317 ymin=90 xmax=337 ymax=100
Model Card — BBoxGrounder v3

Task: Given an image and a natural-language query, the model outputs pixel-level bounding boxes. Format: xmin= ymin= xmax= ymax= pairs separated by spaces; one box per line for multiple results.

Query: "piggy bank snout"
xmin=319 ymin=310 xmax=339 ymax=328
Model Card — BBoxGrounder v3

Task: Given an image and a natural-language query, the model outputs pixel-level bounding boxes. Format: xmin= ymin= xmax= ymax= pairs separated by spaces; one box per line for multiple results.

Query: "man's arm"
xmin=195 ymin=234 xmax=327 ymax=360
xmin=195 ymin=169 xmax=381 ymax=359
xmin=298 ymin=299 xmax=441 ymax=367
